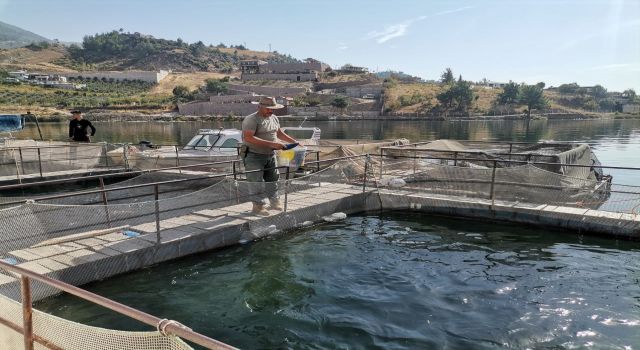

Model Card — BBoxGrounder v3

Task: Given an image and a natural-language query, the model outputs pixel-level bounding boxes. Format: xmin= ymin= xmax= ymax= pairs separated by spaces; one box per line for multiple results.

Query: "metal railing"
xmin=0 ymin=260 xmax=238 ymax=350
xmin=0 ymin=141 xmax=321 ymax=186
xmin=0 ymin=154 xmax=367 ymax=239
xmin=377 ymin=151 xmax=640 ymax=209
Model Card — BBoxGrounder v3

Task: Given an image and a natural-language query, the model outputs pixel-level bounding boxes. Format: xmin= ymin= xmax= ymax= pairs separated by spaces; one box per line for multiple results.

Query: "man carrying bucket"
xmin=242 ymin=96 xmax=301 ymax=216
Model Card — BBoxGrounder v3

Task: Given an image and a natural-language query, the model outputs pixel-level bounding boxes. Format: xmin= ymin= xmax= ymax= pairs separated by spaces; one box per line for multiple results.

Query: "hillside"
xmin=0 ymin=30 xmax=300 ymax=73
xmin=0 ymin=45 xmax=71 ymax=72
xmin=0 ymin=21 xmax=50 ymax=49
xmin=55 ymin=31 xmax=299 ymax=72
xmin=385 ymin=83 xmax=501 ymax=114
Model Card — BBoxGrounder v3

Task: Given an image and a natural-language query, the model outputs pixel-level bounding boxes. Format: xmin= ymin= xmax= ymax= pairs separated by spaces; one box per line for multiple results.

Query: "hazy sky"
xmin=1 ymin=0 xmax=639 ymax=91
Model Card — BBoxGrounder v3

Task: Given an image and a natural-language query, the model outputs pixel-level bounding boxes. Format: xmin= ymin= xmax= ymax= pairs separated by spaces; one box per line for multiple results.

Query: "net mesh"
xmin=0 ymin=291 xmax=193 ymax=350
xmin=0 ymin=143 xmax=114 ymax=179
xmin=377 ymin=148 xmax=640 ymax=214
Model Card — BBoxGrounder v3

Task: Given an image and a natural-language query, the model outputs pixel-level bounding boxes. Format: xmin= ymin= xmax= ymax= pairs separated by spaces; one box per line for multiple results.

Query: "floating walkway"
xmin=2 ymin=180 xmax=639 ymax=301
xmin=0 ymin=181 xmax=376 ymax=301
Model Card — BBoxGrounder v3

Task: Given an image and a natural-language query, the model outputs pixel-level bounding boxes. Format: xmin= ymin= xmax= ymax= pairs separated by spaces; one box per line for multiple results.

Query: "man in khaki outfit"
xmin=242 ymin=96 xmax=300 ymax=215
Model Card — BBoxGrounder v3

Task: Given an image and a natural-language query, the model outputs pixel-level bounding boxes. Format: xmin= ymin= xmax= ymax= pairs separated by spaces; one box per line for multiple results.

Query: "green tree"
xmin=558 ymin=83 xmax=579 ymax=94
xmin=497 ymin=81 xmax=520 ymax=104
xmin=204 ymin=79 xmax=228 ymax=94
xmin=590 ymin=84 xmax=607 ymax=99
xmin=172 ymin=85 xmax=192 ymax=101
xmin=518 ymin=84 xmax=548 ymax=117
xmin=598 ymin=98 xmax=621 ymax=112
xmin=331 ymin=97 xmax=349 ymax=109
xmin=437 ymin=79 xmax=474 ymax=112
xmin=583 ymin=99 xmax=599 ymax=111
xmin=622 ymin=89 xmax=636 ymax=100
xmin=440 ymin=68 xmax=454 ymax=84
xmin=450 ymin=79 xmax=474 ymax=111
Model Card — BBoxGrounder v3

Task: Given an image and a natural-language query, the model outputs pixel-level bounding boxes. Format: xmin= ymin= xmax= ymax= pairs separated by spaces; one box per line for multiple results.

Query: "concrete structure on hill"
xmin=5 ymin=70 xmax=85 ymax=89
xmin=178 ymin=95 xmax=291 ymax=116
xmin=227 ymin=83 xmax=308 ymax=97
xmin=62 ymin=70 xmax=170 ymax=83
xmin=341 ymin=84 xmax=384 ymax=99
xmin=338 ymin=64 xmax=368 ymax=74
xmin=622 ymin=104 xmax=640 ymax=114
xmin=240 ymin=59 xmax=330 ymax=82
xmin=478 ymin=81 xmax=508 ymax=89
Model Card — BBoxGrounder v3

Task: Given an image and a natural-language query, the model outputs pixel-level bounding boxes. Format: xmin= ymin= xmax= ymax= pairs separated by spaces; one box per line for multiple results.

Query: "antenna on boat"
xmin=299 ymin=116 xmax=307 ymax=127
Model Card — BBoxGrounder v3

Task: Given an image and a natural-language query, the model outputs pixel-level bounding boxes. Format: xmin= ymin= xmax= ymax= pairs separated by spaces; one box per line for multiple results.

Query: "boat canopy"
xmin=0 ymin=115 xmax=25 ymax=132
xmin=183 ymin=129 xmax=242 ymax=151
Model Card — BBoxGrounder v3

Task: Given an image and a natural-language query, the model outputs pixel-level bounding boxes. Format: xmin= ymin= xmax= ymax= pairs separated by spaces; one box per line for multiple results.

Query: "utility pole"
xmin=269 ymin=43 xmax=271 ymax=53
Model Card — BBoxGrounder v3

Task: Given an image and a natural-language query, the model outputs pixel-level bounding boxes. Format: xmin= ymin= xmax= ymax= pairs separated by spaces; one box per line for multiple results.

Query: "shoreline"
xmin=6 ymin=108 xmax=638 ymax=123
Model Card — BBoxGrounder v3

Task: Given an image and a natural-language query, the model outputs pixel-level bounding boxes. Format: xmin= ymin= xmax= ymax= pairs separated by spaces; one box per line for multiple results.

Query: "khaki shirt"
xmin=242 ymin=112 xmax=280 ymax=154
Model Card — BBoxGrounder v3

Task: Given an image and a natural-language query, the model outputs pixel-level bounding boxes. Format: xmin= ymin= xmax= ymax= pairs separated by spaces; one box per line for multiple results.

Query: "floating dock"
xmin=1 ymin=179 xmax=639 ymax=301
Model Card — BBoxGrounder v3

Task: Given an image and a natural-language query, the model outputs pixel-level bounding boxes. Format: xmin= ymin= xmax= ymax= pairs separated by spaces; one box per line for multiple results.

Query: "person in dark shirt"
xmin=68 ymin=110 xmax=96 ymax=142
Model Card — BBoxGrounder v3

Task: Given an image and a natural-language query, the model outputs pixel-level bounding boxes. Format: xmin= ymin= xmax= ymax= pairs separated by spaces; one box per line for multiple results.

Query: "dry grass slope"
xmin=150 ymin=72 xmax=239 ymax=95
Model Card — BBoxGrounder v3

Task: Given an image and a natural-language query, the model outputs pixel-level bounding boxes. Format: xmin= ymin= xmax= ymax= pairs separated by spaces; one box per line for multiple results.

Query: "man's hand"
xmin=271 ymin=142 xmax=286 ymax=150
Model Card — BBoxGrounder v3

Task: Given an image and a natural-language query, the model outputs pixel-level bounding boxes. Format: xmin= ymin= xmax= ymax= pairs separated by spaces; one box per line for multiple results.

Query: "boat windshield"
xmin=184 ymin=134 xmax=221 ymax=150
xmin=282 ymin=128 xmax=316 ymax=140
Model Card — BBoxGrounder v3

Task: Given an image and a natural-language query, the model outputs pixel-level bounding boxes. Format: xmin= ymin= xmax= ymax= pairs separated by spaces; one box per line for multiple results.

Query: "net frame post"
xmin=99 ymin=176 xmax=112 ymax=228
xmin=18 ymin=146 xmax=25 ymax=175
xmin=379 ymin=148 xmax=384 ymax=180
xmin=175 ymin=145 xmax=182 ymax=174
xmin=154 ymin=184 xmax=161 ymax=245
xmin=412 ymin=150 xmax=417 ymax=174
xmin=36 ymin=148 xmax=43 ymax=178
xmin=103 ymin=143 xmax=110 ymax=168
xmin=363 ymin=154 xmax=370 ymax=193
xmin=489 ymin=160 xmax=497 ymax=207
xmin=284 ymin=166 xmax=290 ymax=213
xmin=21 ymin=276 xmax=34 ymax=350
xmin=123 ymin=144 xmax=130 ymax=171
xmin=232 ymin=161 xmax=237 ymax=180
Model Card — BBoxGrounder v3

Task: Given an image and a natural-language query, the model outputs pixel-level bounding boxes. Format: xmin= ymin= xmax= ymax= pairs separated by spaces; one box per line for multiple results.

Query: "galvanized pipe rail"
xmin=383 ymin=153 xmax=640 ymax=171
xmin=0 ymin=260 xmax=238 ymax=350
xmin=404 ymin=139 xmax=587 ymax=147
xmin=0 ymin=150 xmax=321 ymax=191
xmin=0 ymin=159 xmax=241 ymax=191
xmin=0 ymin=155 xmax=367 ymax=206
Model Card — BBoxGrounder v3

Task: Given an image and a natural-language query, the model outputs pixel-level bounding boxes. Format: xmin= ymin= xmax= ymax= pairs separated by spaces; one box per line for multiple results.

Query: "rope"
xmin=156 ymin=318 xmax=192 ymax=337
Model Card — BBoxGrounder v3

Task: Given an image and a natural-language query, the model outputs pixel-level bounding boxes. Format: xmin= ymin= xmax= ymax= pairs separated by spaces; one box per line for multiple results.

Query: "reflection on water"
xmin=37 ymin=213 xmax=640 ymax=349
xmin=14 ymin=118 xmax=640 ymax=147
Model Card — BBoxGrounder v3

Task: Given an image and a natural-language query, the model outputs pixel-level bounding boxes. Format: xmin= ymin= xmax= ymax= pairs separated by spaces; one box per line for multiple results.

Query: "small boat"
xmin=0 ymin=115 xmax=25 ymax=133
xmin=108 ymin=128 xmax=243 ymax=170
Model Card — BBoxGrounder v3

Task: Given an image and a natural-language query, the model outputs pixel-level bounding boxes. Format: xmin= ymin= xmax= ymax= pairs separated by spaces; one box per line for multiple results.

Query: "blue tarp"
xmin=0 ymin=115 xmax=25 ymax=132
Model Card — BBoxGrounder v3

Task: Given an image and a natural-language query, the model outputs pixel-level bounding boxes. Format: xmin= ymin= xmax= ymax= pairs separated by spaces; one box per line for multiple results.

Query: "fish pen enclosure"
xmin=0 ymin=145 xmax=639 ymax=349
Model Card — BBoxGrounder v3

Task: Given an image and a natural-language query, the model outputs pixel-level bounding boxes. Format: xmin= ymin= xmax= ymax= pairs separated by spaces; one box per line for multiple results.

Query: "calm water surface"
xmin=38 ymin=213 xmax=640 ymax=349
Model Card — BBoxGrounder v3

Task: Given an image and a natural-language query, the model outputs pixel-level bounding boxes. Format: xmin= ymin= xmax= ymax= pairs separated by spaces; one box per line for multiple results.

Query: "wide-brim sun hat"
xmin=258 ymin=96 xmax=285 ymax=109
